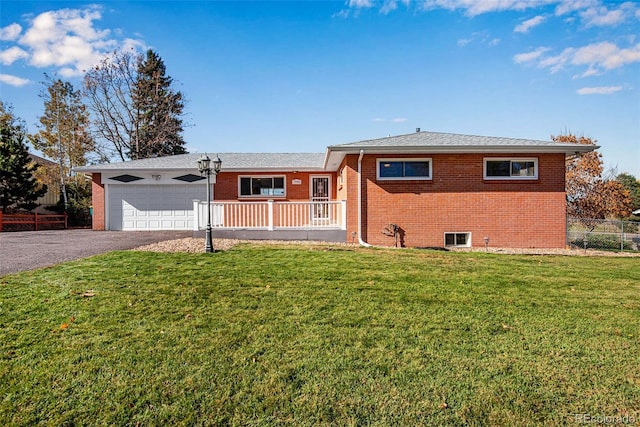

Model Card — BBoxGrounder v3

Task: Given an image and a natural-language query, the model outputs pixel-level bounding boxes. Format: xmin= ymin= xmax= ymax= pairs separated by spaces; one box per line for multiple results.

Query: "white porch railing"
xmin=193 ymin=200 xmax=347 ymax=231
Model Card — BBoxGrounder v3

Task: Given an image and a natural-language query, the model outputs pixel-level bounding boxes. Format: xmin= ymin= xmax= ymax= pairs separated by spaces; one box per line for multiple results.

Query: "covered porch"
xmin=192 ymin=200 xmax=348 ymax=242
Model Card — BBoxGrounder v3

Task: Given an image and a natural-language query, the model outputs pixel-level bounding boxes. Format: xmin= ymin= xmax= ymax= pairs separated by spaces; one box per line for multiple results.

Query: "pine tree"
xmin=0 ymin=102 xmax=47 ymax=213
xmin=132 ymin=49 xmax=187 ymax=159
xmin=84 ymin=49 xmax=187 ymax=161
xmin=617 ymin=173 xmax=640 ymax=212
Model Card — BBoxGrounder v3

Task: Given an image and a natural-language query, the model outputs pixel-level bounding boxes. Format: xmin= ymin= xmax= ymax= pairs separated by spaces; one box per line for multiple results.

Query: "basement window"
xmin=484 ymin=158 xmax=537 ymax=180
xmin=444 ymin=232 xmax=471 ymax=248
xmin=239 ymin=176 xmax=285 ymax=197
xmin=377 ymin=158 xmax=432 ymax=180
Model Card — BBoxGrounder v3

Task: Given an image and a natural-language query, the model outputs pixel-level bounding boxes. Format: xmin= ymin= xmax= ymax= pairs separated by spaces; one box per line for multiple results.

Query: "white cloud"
xmin=349 ymin=0 xmax=373 ymax=8
xmin=537 ymin=47 xmax=575 ymax=73
xmin=0 ymin=73 xmax=30 ymax=87
xmin=577 ymin=86 xmax=623 ymax=95
xmin=1 ymin=6 xmax=144 ymax=77
xmin=571 ymin=42 xmax=640 ymax=71
xmin=579 ymin=2 xmax=635 ymax=27
xmin=457 ymin=31 xmax=500 ymax=47
xmin=515 ymin=42 xmax=640 ymax=75
xmin=0 ymin=23 xmax=22 ymax=41
xmin=513 ymin=47 xmax=551 ymax=64
xmin=0 ymin=46 xmax=29 ymax=65
xmin=332 ymin=9 xmax=351 ymax=19
xmin=514 ymin=15 xmax=546 ymax=33
xmin=18 ymin=7 xmax=117 ymax=76
xmin=372 ymin=117 xmax=408 ymax=123
xmin=422 ymin=0 xmax=554 ymax=17
xmin=555 ymin=0 xmax=599 ymax=16
xmin=379 ymin=0 xmax=411 ymax=14
xmin=381 ymin=0 xmax=399 ymax=14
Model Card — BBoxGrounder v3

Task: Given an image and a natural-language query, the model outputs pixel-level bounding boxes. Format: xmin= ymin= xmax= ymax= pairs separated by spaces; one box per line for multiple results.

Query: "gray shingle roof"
xmin=75 ymin=131 xmax=599 ymax=174
xmin=75 ymin=152 xmax=326 ymax=172
xmin=329 ymin=130 xmax=597 ymax=151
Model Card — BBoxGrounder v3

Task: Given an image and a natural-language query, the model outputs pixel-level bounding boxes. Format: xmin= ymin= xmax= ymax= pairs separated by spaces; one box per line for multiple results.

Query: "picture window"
xmin=377 ymin=159 xmax=432 ymax=180
xmin=239 ymin=176 xmax=285 ymax=197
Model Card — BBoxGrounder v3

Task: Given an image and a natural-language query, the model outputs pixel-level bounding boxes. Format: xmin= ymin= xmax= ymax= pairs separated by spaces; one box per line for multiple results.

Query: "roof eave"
xmin=73 ymin=166 xmax=327 ymax=173
xmin=327 ymin=144 xmax=599 ymax=154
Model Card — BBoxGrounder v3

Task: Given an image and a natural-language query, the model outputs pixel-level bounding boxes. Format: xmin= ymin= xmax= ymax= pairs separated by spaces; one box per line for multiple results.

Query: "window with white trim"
xmin=239 ymin=176 xmax=285 ymax=197
xmin=377 ymin=158 xmax=432 ymax=180
xmin=444 ymin=232 xmax=471 ymax=247
xmin=484 ymin=158 xmax=538 ymax=180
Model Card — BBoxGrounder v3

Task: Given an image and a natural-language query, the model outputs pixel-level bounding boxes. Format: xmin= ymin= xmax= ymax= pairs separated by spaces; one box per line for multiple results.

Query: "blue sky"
xmin=1 ymin=0 xmax=639 ymax=176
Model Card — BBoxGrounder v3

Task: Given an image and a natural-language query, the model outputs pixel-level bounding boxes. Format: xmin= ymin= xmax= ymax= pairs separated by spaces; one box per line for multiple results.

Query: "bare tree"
xmin=83 ymin=49 xmax=188 ymax=161
xmin=30 ymin=76 xmax=94 ymax=209
xmin=83 ymin=50 xmax=140 ymax=162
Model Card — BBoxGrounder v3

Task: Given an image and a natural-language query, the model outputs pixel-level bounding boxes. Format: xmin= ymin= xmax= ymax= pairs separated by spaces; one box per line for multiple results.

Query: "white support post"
xmin=340 ymin=200 xmax=347 ymax=230
xmin=193 ymin=200 xmax=200 ymax=231
xmin=267 ymin=200 xmax=274 ymax=231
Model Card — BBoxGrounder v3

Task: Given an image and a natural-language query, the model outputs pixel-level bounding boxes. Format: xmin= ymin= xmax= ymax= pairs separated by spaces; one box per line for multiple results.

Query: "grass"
xmin=0 ymin=244 xmax=638 ymax=426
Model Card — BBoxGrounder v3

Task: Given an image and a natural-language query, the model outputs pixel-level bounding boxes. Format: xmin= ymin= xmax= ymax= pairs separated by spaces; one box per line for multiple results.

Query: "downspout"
xmin=357 ymin=149 xmax=372 ymax=247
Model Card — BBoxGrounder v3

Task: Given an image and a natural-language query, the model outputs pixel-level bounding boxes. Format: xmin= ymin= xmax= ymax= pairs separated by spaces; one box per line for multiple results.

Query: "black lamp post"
xmin=197 ymin=153 xmax=222 ymax=253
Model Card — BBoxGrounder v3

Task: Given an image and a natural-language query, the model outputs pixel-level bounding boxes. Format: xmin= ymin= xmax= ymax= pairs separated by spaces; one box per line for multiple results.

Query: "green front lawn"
xmin=1 ymin=245 xmax=638 ymax=426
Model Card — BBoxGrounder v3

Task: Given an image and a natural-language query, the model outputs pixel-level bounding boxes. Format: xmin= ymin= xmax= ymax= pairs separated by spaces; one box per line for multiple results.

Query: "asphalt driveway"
xmin=0 ymin=229 xmax=192 ymax=276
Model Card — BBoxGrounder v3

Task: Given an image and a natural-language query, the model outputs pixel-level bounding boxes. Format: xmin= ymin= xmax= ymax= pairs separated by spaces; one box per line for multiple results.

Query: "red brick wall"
xmin=214 ymin=171 xmax=337 ymax=201
xmin=342 ymin=153 xmax=567 ymax=248
xmin=91 ymin=173 xmax=105 ymax=231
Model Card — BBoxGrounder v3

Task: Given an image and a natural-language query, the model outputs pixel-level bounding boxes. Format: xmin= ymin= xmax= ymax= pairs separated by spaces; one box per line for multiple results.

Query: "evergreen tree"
xmin=0 ymin=101 xmax=47 ymax=213
xmin=84 ymin=49 xmax=187 ymax=161
xmin=617 ymin=173 xmax=640 ymax=212
xmin=132 ymin=49 xmax=187 ymax=159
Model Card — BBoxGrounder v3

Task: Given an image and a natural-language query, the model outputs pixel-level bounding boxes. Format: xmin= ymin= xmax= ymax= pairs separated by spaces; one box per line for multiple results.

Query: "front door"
xmin=311 ymin=176 xmax=330 ymax=224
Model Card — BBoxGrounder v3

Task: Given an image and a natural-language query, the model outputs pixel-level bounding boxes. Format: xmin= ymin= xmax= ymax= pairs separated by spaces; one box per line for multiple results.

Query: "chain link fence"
xmin=567 ymin=217 xmax=640 ymax=252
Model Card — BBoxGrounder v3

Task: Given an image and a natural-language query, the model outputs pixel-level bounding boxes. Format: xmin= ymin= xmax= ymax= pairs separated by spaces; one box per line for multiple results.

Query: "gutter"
xmin=328 ymin=144 xmax=599 ymax=155
xmin=357 ymin=149 xmax=371 ymax=247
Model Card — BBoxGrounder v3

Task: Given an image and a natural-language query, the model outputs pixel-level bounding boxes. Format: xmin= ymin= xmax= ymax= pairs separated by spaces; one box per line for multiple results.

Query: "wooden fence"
xmin=0 ymin=212 xmax=68 ymax=232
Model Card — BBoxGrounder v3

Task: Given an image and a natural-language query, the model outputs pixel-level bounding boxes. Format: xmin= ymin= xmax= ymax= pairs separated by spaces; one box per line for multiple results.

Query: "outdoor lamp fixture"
xmin=197 ymin=153 xmax=222 ymax=253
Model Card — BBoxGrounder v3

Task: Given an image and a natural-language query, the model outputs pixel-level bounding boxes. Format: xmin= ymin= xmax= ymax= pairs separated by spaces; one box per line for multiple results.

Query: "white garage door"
xmin=108 ymin=184 xmax=207 ymax=231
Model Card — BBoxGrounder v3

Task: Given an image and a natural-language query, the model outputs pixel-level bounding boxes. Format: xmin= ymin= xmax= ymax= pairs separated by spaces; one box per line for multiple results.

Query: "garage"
xmin=107 ymin=184 xmax=207 ymax=231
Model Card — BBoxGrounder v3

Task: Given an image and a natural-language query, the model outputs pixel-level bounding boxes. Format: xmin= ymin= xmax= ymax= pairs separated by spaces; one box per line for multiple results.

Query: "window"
xmin=444 ymin=232 xmax=471 ymax=248
xmin=484 ymin=158 xmax=537 ymax=180
xmin=377 ymin=159 xmax=432 ymax=180
xmin=239 ymin=176 xmax=285 ymax=197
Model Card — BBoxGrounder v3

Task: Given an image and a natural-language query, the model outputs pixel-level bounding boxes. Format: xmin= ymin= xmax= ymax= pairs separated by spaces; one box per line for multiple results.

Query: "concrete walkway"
xmin=0 ymin=229 xmax=192 ymax=276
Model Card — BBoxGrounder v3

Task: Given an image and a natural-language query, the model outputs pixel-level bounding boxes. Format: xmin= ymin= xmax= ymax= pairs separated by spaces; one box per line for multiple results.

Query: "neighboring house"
xmin=75 ymin=130 xmax=596 ymax=248
xmin=29 ymin=154 xmax=60 ymax=211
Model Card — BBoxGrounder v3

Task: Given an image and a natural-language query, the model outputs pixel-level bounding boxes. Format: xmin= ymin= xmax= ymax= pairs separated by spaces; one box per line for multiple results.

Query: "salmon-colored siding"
xmin=342 ymin=153 xmax=567 ymax=248
xmin=91 ymin=173 xmax=105 ymax=230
